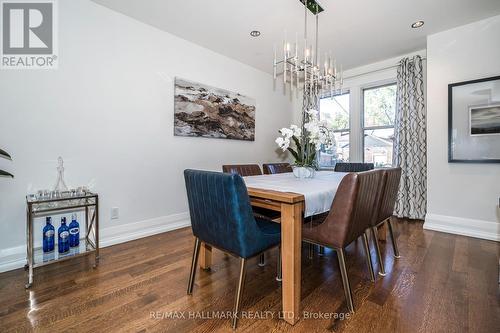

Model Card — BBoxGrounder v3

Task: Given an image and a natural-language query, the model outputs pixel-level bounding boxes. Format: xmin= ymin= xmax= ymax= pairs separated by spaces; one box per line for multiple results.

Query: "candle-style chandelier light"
xmin=273 ymin=0 xmax=343 ymax=97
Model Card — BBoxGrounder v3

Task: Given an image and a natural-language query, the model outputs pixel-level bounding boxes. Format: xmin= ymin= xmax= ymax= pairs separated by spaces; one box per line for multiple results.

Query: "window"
xmin=319 ymin=92 xmax=350 ymax=168
xmin=363 ymin=84 xmax=396 ymax=167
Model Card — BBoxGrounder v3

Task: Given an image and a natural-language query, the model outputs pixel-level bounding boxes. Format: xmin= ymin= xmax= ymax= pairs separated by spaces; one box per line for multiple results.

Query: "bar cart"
xmin=25 ymin=191 xmax=99 ymax=288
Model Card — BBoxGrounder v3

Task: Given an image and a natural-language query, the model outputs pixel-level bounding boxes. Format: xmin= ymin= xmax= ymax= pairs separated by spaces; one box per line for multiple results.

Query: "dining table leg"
xmin=280 ymin=201 xmax=303 ymax=325
xmin=198 ymin=242 xmax=212 ymax=270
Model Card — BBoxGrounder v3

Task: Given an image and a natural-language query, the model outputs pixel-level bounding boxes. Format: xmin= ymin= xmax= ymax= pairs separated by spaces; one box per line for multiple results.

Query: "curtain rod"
xmin=344 ymin=57 xmax=427 ymax=80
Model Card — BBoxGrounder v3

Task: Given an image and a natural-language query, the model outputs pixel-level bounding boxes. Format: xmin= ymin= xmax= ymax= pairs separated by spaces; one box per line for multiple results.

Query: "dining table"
xmin=197 ymin=170 xmax=348 ymax=325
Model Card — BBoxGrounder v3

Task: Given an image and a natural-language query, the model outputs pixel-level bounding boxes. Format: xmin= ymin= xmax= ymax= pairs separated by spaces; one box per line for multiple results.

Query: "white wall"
xmin=0 ymin=0 xmax=292 ymax=271
xmin=425 ymin=15 xmax=500 ymax=241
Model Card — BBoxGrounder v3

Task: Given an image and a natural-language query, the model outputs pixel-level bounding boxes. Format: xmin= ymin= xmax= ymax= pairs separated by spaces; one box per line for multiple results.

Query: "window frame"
xmin=318 ymin=90 xmax=351 ymax=168
xmin=361 ymin=82 xmax=397 ymax=165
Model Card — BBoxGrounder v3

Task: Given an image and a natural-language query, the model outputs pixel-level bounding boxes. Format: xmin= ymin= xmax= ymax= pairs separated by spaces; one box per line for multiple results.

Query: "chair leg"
xmin=337 ymin=248 xmax=354 ymax=313
xmin=258 ymin=253 xmax=266 ymax=267
xmin=308 ymin=243 xmax=314 ymax=259
xmin=276 ymin=246 xmax=282 ymax=282
xmin=318 ymin=245 xmax=325 ymax=256
xmin=232 ymin=258 xmax=247 ymax=329
xmin=387 ymin=219 xmax=401 ymax=258
xmin=370 ymin=227 xmax=386 ymax=277
xmin=362 ymin=232 xmax=376 ymax=282
xmin=187 ymin=237 xmax=201 ymax=295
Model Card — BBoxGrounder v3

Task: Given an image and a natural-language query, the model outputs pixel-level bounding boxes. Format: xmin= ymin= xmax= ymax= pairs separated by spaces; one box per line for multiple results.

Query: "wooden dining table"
xmin=198 ymin=171 xmax=348 ymax=325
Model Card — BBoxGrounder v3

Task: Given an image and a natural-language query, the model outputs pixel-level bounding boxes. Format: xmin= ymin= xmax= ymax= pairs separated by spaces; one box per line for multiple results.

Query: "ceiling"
xmin=91 ymin=0 xmax=500 ymax=74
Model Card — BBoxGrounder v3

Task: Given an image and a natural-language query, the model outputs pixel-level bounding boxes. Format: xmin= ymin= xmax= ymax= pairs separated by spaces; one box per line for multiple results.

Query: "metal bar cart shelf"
xmin=25 ymin=191 xmax=99 ymax=288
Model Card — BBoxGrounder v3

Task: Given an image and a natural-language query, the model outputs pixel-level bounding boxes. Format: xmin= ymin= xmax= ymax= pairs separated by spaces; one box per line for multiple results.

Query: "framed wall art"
xmin=448 ymin=75 xmax=500 ymax=163
xmin=174 ymin=78 xmax=256 ymax=141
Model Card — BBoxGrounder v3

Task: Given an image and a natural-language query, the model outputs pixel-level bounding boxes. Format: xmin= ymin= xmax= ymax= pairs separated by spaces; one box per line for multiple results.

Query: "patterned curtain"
xmin=393 ymin=56 xmax=426 ymax=220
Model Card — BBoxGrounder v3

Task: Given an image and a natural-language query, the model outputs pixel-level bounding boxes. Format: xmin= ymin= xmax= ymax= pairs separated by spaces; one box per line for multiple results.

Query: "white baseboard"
xmin=99 ymin=212 xmax=191 ymax=247
xmin=424 ymin=213 xmax=500 ymax=242
xmin=0 ymin=212 xmax=191 ymax=273
xmin=0 ymin=245 xmax=27 ymax=273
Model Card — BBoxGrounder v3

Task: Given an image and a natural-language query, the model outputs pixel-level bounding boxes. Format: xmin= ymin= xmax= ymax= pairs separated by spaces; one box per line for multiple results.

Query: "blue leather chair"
xmin=222 ymin=163 xmax=280 ymax=267
xmin=184 ymin=169 xmax=281 ymax=329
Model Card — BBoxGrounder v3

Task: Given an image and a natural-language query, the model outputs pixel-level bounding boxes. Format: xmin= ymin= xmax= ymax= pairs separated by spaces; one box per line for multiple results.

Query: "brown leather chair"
xmin=262 ymin=163 xmax=293 ymax=174
xmin=222 ymin=164 xmax=262 ymax=176
xmin=369 ymin=167 xmax=402 ymax=277
xmin=302 ymin=169 xmax=383 ymax=313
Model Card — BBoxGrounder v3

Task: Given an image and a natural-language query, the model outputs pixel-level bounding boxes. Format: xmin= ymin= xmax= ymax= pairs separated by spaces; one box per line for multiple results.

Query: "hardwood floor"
xmin=0 ymin=219 xmax=498 ymax=332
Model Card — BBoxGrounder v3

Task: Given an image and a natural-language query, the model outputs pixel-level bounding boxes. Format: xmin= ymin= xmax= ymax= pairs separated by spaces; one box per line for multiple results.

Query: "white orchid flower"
xmin=290 ymin=124 xmax=302 ymax=137
xmin=280 ymin=128 xmax=294 ymax=138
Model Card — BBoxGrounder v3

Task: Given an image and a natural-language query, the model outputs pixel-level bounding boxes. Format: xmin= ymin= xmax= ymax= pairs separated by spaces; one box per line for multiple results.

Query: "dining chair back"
xmin=223 ymin=164 xmax=280 ymax=228
xmin=377 ymin=167 xmax=402 ymax=223
xmin=222 ymin=164 xmax=262 ymax=176
xmin=308 ymin=169 xmax=383 ymax=248
xmin=262 ymin=163 xmax=293 ymax=174
xmin=368 ymin=167 xmax=402 ymax=277
xmin=184 ymin=169 xmax=279 ymax=258
xmin=334 ymin=162 xmax=374 ymax=172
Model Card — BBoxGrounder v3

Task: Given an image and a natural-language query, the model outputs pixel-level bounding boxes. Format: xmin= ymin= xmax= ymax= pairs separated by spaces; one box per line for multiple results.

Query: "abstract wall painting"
xmin=174 ymin=78 xmax=256 ymax=141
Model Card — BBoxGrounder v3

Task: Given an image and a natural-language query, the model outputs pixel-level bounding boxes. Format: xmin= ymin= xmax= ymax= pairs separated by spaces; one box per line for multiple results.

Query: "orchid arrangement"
xmin=275 ymin=109 xmax=336 ymax=168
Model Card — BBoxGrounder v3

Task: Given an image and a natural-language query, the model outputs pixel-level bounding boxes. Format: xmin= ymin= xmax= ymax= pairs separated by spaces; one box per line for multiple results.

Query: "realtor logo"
xmin=1 ymin=0 xmax=58 ymax=69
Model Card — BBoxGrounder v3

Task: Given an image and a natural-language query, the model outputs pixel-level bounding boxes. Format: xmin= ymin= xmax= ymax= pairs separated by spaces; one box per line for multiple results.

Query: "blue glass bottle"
xmin=58 ymin=217 xmax=70 ymax=253
xmin=42 ymin=217 xmax=55 ymax=252
xmin=69 ymin=213 xmax=80 ymax=247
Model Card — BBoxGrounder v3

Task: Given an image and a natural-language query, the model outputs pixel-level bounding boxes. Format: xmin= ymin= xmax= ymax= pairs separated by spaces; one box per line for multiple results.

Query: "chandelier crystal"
xmin=273 ymin=0 xmax=343 ymax=97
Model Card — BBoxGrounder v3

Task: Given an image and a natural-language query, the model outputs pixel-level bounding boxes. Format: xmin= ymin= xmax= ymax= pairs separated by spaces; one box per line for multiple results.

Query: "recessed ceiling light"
xmin=250 ymin=30 xmax=261 ymax=37
xmin=411 ymin=21 xmax=424 ymax=29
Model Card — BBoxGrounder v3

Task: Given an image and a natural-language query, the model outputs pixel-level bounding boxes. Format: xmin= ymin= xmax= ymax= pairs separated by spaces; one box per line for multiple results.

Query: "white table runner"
xmin=243 ymin=171 xmax=347 ymax=217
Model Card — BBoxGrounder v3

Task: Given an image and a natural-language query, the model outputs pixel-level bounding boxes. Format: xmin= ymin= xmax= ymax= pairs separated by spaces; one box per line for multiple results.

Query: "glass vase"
xmin=292 ymin=166 xmax=316 ymax=179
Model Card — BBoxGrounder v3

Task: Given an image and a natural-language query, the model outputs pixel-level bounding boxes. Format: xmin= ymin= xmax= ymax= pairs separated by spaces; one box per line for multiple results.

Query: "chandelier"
xmin=273 ymin=0 xmax=343 ymax=97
